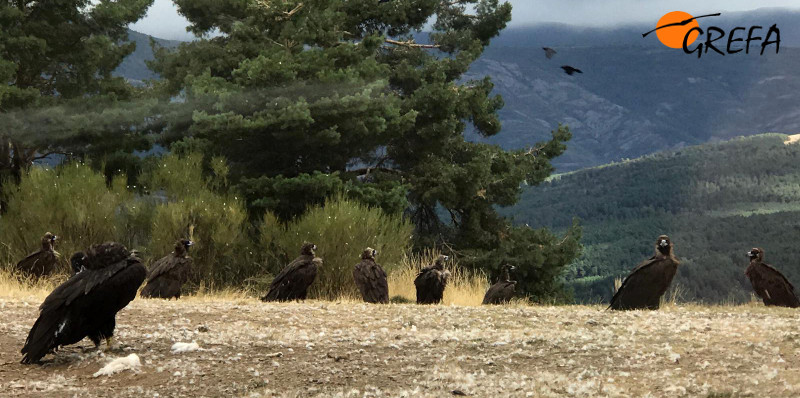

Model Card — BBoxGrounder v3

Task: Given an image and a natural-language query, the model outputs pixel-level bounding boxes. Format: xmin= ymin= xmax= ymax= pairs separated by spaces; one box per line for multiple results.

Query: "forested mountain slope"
xmin=508 ymin=134 xmax=800 ymax=303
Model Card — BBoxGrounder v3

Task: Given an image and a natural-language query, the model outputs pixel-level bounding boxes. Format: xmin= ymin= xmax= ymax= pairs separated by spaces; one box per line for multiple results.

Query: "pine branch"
xmin=283 ymin=3 xmax=304 ymax=18
xmin=350 ymin=166 xmax=403 ymax=176
xmin=384 ymin=39 xmax=440 ymax=49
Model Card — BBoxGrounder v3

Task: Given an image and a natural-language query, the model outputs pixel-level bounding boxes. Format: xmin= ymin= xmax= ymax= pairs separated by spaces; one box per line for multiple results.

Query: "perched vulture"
xmin=353 ymin=247 xmax=389 ymax=304
xmin=16 ymin=232 xmax=59 ymax=277
xmin=415 ymin=255 xmax=451 ymax=304
xmin=140 ymin=239 xmax=194 ymax=299
xmin=70 ymin=252 xmax=88 ymax=275
xmin=745 ymin=248 xmax=800 ymax=308
xmin=561 ymin=65 xmax=583 ymax=75
xmin=261 ymin=242 xmax=322 ymax=302
xmin=21 ymin=242 xmax=146 ymax=364
xmin=483 ymin=264 xmax=517 ymax=305
xmin=608 ymin=235 xmax=679 ymax=310
xmin=543 ymin=47 xmax=557 ymax=59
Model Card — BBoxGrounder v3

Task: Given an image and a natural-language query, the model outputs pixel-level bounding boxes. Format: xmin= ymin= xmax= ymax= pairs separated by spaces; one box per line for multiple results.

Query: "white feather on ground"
xmin=93 ymin=354 xmax=142 ymax=377
xmin=171 ymin=341 xmax=200 ymax=353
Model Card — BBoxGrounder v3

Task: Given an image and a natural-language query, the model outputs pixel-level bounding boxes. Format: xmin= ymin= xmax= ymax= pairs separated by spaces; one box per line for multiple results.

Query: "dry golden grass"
xmin=0 ymin=270 xmax=58 ymax=301
xmin=387 ymin=250 xmax=489 ymax=306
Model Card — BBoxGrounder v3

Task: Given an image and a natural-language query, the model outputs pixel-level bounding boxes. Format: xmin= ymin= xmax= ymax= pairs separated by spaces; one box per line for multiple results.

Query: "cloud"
xmin=508 ymin=0 xmax=800 ymax=26
xmin=128 ymin=0 xmax=800 ymax=40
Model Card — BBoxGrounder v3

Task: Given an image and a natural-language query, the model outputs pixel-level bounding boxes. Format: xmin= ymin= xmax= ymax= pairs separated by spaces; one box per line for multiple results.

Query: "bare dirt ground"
xmin=2 ymin=296 xmax=800 ymax=397
xmin=784 ymin=134 xmax=800 ymax=145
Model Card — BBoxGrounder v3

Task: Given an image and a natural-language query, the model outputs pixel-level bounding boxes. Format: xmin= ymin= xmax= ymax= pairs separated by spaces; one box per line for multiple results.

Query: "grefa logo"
xmin=642 ymin=11 xmax=780 ymax=58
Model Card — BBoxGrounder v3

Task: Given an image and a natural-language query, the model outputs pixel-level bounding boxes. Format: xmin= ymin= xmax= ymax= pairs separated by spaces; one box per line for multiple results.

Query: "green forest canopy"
xmin=0 ymin=0 xmax=582 ymax=301
xmin=510 ymin=133 xmax=800 ymax=304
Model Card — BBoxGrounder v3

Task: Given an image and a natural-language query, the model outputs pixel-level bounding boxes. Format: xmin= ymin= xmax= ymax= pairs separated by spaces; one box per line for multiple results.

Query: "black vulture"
xmin=353 ymin=247 xmax=389 ymax=304
xmin=561 ymin=65 xmax=583 ymax=75
xmin=482 ymin=264 xmax=516 ymax=304
xmin=543 ymin=47 xmax=557 ymax=59
xmin=608 ymin=235 xmax=679 ymax=310
xmin=415 ymin=255 xmax=451 ymax=304
xmin=20 ymin=242 xmax=146 ymax=364
xmin=261 ymin=242 xmax=322 ymax=302
xmin=16 ymin=232 xmax=59 ymax=277
xmin=70 ymin=252 xmax=88 ymax=275
xmin=140 ymin=239 xmax=194 ymax=299
xmin=745 ymin=248 xmax=800 ymax=308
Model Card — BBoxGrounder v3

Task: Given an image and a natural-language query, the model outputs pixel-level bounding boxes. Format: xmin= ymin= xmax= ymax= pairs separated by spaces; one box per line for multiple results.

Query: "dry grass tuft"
xmin=387 ymin=250 xmax=489 ymax=306
xmin=0 ymin=269 xmax=59 ymax=300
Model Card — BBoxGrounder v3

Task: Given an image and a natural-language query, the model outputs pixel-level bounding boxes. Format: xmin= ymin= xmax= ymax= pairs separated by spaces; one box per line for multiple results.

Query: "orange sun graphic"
xmin=655 ymin=11 xmax=700 ymax=49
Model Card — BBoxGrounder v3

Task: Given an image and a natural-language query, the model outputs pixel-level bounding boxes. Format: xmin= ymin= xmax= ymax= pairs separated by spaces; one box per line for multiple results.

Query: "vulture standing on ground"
xmin=561 ymin=65 xmax=583 ymax=75
xmin=140 ymin=239 xmax=194 ymax=299
xmin=542 ymin=47 xmax=557 ymax=59
xmin=16 ymin=232 xmax=59 ymax=277
xmin=353 ymin=247 xmax=389 ymax=304
xmin=70 ymin=252 xmax=87 ymax=275
xmin=21 ymin=242 xmax=146 ymax=364
xmin=745 ymin=248 xmax=800 ymax=308
xmin=261 ymin=242 xmax=322 ymax=302
xmin=609 ymin=235 xmax=680 ymax=310
xmin=415 ymin=255 xmax=451 ymax=304
xmin=483 ymin=264 xmax=517 ymax=304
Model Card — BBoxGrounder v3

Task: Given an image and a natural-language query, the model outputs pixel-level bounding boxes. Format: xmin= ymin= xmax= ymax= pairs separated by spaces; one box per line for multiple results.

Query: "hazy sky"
xmin=131 ymin=0 xmax=800 ymax=40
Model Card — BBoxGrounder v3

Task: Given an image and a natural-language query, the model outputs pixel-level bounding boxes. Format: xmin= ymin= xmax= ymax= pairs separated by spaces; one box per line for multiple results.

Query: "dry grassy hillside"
xmin=2 ymin=273 xmax=800 ymax=397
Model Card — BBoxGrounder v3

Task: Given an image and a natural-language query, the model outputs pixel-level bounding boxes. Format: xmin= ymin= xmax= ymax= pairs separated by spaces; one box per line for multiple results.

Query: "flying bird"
xmin=16 ymin=232 xmax=59 ymax=277
xmin=542 ymin=47 xmax=557 ymax=59
xmin=140 ymin=239 xmax=194 ymax=299
xmin=415 ymin=254 xmax=451 ymax=304
xmin=261 ymin=242 xmax=322 ymax=302
xmin=353 ymin=247 xmax=389 ymax=304
xmin=745 ymin=248 xmax=800 ymax=308
xmin=608 ymin=235 xmax=680 ymax=310
xmin=561 ymin=65 xmax=582 ymax=76
xmin=482 ymin=264 xmax=516 ymax=305
xmin=20 ymin=242 xmax=146 ymax=364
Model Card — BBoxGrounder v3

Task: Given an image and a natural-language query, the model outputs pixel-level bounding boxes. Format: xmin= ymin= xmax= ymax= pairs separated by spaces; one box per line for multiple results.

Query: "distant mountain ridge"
xmin=507 ymin=133 xmax=800 ymax=304
xmin=118 ymin=8 xmax=800 ymax=171
xmin=114 ymin=30 xmax=182 ymax=84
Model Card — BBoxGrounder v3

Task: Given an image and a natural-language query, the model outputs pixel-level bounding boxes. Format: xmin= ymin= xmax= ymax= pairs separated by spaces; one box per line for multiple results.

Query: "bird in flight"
xmin=641 ymin=13 xmax=721 ymax=38
xmin=542 ymin=47 xmax=557 ymax=59
xmin=561 ymin=65 xmax=582 ymax=76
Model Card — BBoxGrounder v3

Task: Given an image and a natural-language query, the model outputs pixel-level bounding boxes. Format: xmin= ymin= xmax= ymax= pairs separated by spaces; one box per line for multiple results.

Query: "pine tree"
xmin=152 ymin=0 xmax=582 ymax=299
xmin=0 ymin=0 xmax=153 ymax=185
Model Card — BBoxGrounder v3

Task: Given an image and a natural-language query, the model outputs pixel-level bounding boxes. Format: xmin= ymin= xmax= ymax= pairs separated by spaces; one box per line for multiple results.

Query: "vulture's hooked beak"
xmin=659 ymin=239 xmax=668 ymax=247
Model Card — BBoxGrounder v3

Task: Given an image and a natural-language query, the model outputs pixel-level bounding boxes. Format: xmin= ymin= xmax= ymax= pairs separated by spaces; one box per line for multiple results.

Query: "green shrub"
xmin=141 ymin=152 xmax=257 ymax=287
xmin=260 ymin=195 xmax=413 ymax=300
xmin=0 ymin=163 xmax=133 ymax=271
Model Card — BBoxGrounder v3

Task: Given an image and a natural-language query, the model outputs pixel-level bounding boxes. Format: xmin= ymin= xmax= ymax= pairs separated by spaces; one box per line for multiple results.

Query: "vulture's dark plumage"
xmin=543 ymin=47 xmax=557 ymax=59
xmin=16 ymin=232 xmax=59 ymax=277
xmin=483 ymin=265 xmax=516 ymax=305
xmin=140 ymin=239 xmax=194 ymax=299
xmin=745 ymin=248 xmax=800 ymax=308
xmin=261 ymin=242 xmax=322 ymax=302
xmin=561 ymin=65 xmax=583 ymax=75
xmin=21 ymin=242 xmax=145 ymax=364
xmin=70 ymin=252 xmax=88 ymax=275
xmin=353 ymin=247 xmax=389 ymax=304
xmin=415 ymin=255 xmax=451 ymax=304
xmin=608 ymin=235 xmax=679 ymax=311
